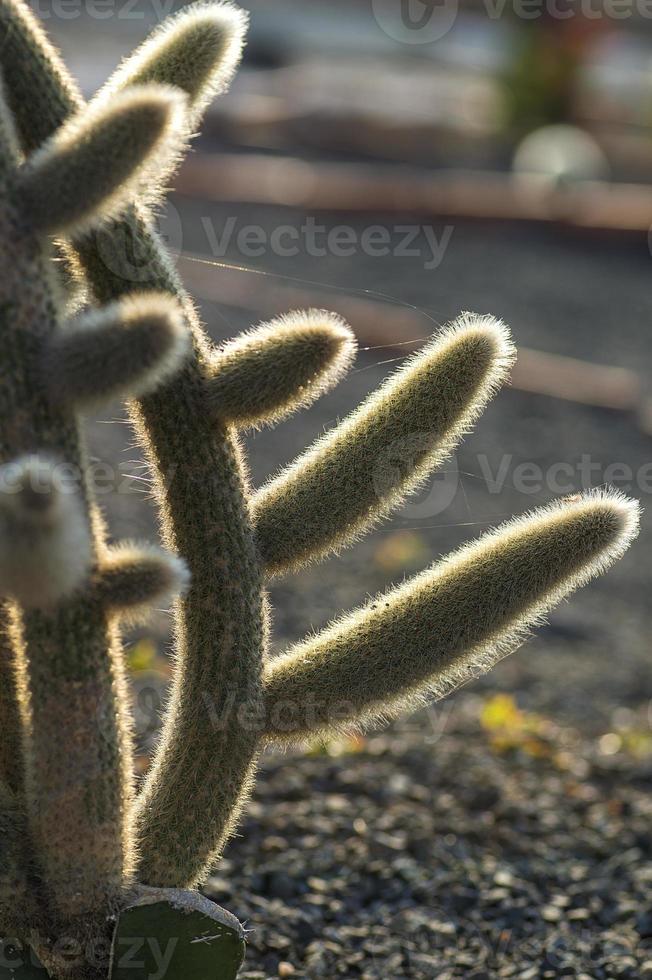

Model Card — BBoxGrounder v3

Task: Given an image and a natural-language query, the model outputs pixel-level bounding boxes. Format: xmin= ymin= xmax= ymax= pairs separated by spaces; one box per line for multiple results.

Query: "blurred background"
xmin=36 ymin=1 xmax=652 ymax=976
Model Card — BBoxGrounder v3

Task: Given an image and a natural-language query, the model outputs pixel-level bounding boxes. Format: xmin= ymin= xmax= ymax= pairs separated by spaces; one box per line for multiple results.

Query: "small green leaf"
xmin=0 ymin=939 xmax=49 ymax=979
xmin=109 ymin=889 xmax=245 ymax=980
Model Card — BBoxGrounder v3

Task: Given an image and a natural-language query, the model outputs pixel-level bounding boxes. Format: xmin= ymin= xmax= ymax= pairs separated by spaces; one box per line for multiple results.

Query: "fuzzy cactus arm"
xmin=263 ymin=492 xmax=639 ymax=744
xmin=94 ymin=1 xmax=248 ymax=212
xmin=127 ymin=362 xmax=267 ymax=889
xmin=92 ymin=543 xmax=189 ymax=624
xmin=15 ymin=85 xmax=186 ymax=236
xmin=206 ymin=310 xmax=357 ymax=429
xmin=252 ymin=314 xmax=515 ymax=575
xmin=98 ymin=0 xmax=248 ymax=130
xmin=43 ymin=293 xmax=188 ymax=408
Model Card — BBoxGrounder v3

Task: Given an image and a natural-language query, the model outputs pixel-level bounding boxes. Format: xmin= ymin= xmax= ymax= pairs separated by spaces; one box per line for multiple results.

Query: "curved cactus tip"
xmin=545 ymin=486 xmax=640 ymax=570
xmin=16 ymin=83 xmax=187 ymax=237
xmin=95 ymin=542 xmax=190 ymax=623
xmin=102 ymin=0 xmax=249 ymax=126
xmin=262 ymin=486 xmax=639 ymax=746
xmin=253 ymin=310 xmax=515 ymax=577
xmin=283 ymin=306 xmax=357 ymax=356
xmin=436 ymin=310 xmax=516 ymax=394
xmin=0 ymin=454 xmax=92 ymax=609
xmin=46 ymin=292 xmax=189 ymax=408
xmin=279 ymin=308 xmax=358 ymax=378
xmin=208 ymin=308 xmax=357 ymax=428
xmin=108 ymin=291 xmax=191 ymax=396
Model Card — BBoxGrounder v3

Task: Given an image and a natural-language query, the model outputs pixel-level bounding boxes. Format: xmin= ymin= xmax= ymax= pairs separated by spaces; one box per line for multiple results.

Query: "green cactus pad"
xmin=0 ymin=938 xmax=49 ymax=978
xmin=109 ymin=889 xmax=245 ymax=980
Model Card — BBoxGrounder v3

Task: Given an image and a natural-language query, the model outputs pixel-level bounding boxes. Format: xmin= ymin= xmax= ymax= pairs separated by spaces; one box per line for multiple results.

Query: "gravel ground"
xmin=85 ymin=207 xmax=652 ymax=978
xmin=210 ymin=709 xmax=652 ymax=979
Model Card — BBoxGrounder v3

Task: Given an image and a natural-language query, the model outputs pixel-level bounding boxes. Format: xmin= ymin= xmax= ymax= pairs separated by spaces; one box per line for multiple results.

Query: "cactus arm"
xmin=252 ymin=314 xmax=515 ymax=576
xmin=263 ymin=492 xmax=640 ymax=744
xmin=99 ymin=0 xmax=248 ymax=129
xmin=43 ymin=294 xmax=188 ymax=408
xmin=129 ymin=374 xmax=267 ymax=889
xmin=18 ymin=598 xmax=132 ymax=921
xmin=96 ymin=0 xmax=249 ymax=213
xmin=16 ymin=86 xmax=185 ymax=237
xmin=92 ymin=544 xmax=189 ymax=624
xmin=206 ymin=310 xmax=356 ymax=429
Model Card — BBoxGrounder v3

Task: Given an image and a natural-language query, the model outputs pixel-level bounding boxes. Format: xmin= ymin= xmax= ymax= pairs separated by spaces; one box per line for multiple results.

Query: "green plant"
xmin=0 ymin=2 xmax=640 ymax=978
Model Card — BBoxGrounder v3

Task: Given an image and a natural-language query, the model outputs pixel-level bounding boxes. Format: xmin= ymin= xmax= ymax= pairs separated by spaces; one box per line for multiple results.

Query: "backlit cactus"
xmin=0 ymin=2 xmax=641 ymax=978
xmin=0 ymin=49 xmax=189 ymax=980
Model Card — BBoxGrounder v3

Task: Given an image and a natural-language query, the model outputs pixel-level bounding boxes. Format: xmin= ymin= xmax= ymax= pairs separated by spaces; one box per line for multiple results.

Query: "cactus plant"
xmin=0 ymin=1 xmax=641 ymax=978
